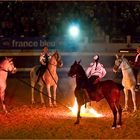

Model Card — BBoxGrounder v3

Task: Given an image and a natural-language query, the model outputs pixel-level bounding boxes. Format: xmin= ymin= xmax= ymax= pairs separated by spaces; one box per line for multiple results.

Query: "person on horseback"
xmin=86 ymin=54 xmax=106 ymax=84
xmin=134 ymin=46 xmax=140 ymax=88
xmin=36 ymin=45 xmax=51 ymax=82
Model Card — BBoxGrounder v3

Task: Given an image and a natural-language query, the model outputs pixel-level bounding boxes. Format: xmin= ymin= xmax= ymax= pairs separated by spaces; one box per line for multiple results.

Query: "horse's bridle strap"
xmin=0 ymin=67 xmax=8 ymax=72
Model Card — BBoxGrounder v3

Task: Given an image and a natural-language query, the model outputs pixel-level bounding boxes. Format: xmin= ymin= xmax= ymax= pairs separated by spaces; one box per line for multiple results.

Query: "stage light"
xmin=69 ymin=25 xmax=79 ymax=38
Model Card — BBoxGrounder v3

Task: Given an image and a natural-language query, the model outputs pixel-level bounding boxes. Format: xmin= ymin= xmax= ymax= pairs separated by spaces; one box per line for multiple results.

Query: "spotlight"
xmin=69 ymin=25 xmax=79 ymax=38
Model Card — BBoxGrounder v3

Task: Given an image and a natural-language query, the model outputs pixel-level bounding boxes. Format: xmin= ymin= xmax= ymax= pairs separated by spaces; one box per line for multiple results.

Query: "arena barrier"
xmin=0 ymin=51 xmax=135 ymax=73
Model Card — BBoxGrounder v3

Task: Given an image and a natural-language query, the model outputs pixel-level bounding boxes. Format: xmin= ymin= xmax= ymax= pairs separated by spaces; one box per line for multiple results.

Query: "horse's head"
xmin=113 ymin=54 xmax=125 ymax=73
xmin=68 ymin=60 xmax=81 ymax=78
xmin=0 ymin=57 xmax=17 ymax=74
xmin=113 ymin=54 xmax=123 ymax=73
xmin=51 ymin=50 xmax=63 ymax=68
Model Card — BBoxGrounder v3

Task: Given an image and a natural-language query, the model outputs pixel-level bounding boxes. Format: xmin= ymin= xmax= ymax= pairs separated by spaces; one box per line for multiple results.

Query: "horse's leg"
xmin=52 ymin=85 xmax=57 ymax=106
xmin=39 ymin=85 xmax=45 ymax=104
xmin=0 ymin=90 xmax=8 ymax=114
xmin=31 ymin=82 xmax=35 ymax=104
xmin=46 ymin=84 xmax=53 ymax=107
xmin=108 ymin=101 xmax=117 ymax=129
xmin=130 ymin=88 xmax=137 ymax=112
xmin=75 ymin=102 xmax=81 ymax=124
xmin=115 ymin=102 xmax=122 ymax=127
xmin=118 ymin=104 xmax=122 ymax=127
xmin=123 ymin=88 xmax=129 ymax=111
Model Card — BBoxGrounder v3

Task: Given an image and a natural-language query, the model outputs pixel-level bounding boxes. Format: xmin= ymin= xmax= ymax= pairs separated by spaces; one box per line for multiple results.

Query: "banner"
xmin=0 ymin=36 xmax=64 ymax=50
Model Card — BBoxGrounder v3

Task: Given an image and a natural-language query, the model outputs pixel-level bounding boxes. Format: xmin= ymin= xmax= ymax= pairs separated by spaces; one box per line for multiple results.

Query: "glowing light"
xmin=69 ymin=25 xmax=79 ymax=38
xmin=69 ymin=98 xmax=103 ymax=118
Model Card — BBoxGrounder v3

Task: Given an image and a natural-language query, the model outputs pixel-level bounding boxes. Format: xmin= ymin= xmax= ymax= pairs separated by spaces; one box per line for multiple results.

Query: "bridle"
xmin=0 ymin=67 xmax=9 ymax=72
xmin=115 ymin=58 xmax=131 ymax=71
xmin=49 ymin=52 xmax=62 ymax=67
xmin=0 ymin=59 xmax=16 ymax=73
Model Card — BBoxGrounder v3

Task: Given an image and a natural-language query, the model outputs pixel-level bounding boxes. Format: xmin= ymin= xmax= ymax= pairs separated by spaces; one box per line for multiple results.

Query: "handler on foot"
xmin=134 ymin=46 xmax=140 ymax=87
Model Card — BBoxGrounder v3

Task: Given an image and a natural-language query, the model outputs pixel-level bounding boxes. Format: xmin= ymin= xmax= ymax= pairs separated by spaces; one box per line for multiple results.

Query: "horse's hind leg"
xmin=123 ymin=88 xmax=128 ymax=111
xmin=52 ymin=85 xmax=57 ymax=106
xmin=39 ymin=86 xmax=45 ymax=104
xmin=31 ymin=82 xmax=35 ymax=104
xmin=130 ymin=88 xmax=137 ymax=112
xmin=1 ymin=91 xmax=8 ymax=114
xmin=116 ymin=103 xmax=122 ymax=127
xmin=108 ymin=102 xmax=117 ymax=129
xmin=46 ymin=85 xmax=53 ymax=107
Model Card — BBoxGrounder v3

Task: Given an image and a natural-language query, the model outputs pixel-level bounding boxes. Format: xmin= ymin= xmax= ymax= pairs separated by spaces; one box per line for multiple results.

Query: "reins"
xmin=45 ymin=59 xmax=65 ymax=97
xmin=16 ymin=77 xmax=70 ymax=110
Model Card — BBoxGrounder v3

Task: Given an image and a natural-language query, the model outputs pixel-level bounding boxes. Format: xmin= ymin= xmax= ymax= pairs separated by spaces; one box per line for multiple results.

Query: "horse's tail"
xmin=116 ymin=82 xmax=124 ymax=91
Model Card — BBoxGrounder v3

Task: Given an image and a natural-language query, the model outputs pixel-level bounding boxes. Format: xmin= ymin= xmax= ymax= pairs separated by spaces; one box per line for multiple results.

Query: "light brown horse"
xmin=0 ymin=57 xmax=16 ymax=114
xmin=113 ymin=54 xmax=137 ymax=112
xmin=30 ymin=51 xmax=63 ymax=106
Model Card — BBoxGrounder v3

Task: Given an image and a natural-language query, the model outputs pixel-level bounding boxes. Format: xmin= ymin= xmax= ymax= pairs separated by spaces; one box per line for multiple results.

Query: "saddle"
xmin=89 ymin=75 xmax=101 ymax=85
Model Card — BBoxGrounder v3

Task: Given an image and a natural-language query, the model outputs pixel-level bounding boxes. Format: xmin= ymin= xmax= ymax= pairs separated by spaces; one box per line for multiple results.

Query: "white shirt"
xmin=135 ymin=53 xmax=140 ymax=62
xmin=86 ymin=62 xmax=106 ymax=78
xmin=40 ymin=52 xmax=51 ymax=65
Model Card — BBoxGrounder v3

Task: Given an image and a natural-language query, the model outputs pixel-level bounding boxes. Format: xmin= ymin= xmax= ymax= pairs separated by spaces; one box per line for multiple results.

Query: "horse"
xmin=30 ymin=50 xmax=63 ymax=106
xmin=113 ymin=54 xmax=137 ymax=112
xmin=68 ymin=60 xmax=123 ymax=129
xmin=0 ymin=57 xmax=17 ymax=114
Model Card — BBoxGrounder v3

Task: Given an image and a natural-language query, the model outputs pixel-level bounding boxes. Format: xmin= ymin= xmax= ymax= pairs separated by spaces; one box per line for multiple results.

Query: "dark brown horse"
xmin=68 ymin=60 xmax=123 ymax=129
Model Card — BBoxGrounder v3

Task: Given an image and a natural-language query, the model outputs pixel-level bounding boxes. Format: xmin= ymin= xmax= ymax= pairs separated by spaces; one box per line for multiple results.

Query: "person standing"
xmin=134 ymin=46 xmax=140 ymax=87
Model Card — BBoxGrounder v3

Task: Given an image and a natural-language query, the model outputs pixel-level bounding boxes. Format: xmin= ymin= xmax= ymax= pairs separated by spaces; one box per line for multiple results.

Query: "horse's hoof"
xmin=42 ymin=104 xmax=46 ymax=108
xmin=123 ymin=108 xmax=128 ymax=112
xmin=5 ymin=112 xmax=10 ymax=117
xmin=53 ymin=104 xmax=57 ymax=107
xmin=133 ymin=108 xmax=137 ymax=112
xmin=32 ymin=101 xmax=35 ymax=104
xmin=111 ymin=124 xmax=117 ymax=129
xmin=49 ymin=104 xmax=53 ymax=107
xmin=74 ymin=121 xmax=79 ymax=125
xmin=117 ymin=125 xmax=121 ymax=128
xmin=111 ymin=126 xmax=116 ymax=129
xmin=41 ymin=102 xmax=45 ymax=105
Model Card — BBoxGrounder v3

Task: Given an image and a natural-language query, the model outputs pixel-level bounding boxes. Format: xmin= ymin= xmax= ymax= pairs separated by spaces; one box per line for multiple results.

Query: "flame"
xmin=69 ymin=98 xmax=103 ymax=118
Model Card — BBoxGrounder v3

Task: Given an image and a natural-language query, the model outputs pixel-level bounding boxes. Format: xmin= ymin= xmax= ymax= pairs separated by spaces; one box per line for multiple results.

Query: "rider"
xmin=36 ymin=45 xmax=51 ymax=82
xmin=134 ymin=46 xmax=140 ymax=87
xmin=86 ymin=54 xmax=107 ymax=84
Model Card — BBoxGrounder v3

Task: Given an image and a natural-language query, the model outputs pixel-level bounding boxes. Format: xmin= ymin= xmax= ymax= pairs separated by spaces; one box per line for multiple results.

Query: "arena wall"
xmin=0 ymin=42 xmax=137 ymax=80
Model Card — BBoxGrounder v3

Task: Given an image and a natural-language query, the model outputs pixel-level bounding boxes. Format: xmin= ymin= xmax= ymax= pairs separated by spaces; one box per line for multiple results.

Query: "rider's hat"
xmin=93 ymin=54 xmax=99 ymax=60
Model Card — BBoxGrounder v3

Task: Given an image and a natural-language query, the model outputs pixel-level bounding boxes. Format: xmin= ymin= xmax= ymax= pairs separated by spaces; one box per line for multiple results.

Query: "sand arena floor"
xmin=0 ymin=78 xmax=140 ymax=139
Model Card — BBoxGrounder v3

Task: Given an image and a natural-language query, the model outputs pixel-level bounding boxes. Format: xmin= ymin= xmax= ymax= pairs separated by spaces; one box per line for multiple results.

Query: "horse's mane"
xmin=123 ymin=57 xmax=131 ymax=66
xmin=78 ymin=63 xmax=88 ymax=80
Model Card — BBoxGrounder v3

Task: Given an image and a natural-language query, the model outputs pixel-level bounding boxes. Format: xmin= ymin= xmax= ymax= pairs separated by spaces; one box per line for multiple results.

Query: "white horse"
xmin=113 ymin=54 xmax=137 ymax=112
xmin=30 ymin=51 xmax=63 ymax=106
xmin=0 ymin=57 xmax=16 ymax=114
